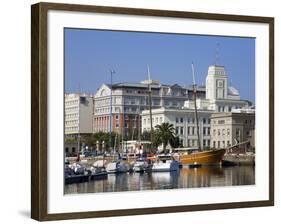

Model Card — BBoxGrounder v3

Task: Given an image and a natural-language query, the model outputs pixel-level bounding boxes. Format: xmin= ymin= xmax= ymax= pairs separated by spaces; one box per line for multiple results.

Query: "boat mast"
xmin=147 ymin=65 xmax=153 ymax=146
xmin=191 ymin=63 xmax=202 ymax=151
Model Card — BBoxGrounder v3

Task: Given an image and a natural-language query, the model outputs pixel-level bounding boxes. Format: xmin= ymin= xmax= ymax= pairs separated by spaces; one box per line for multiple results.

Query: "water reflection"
xmin=64 ymin=166 xmax=255 ymax=194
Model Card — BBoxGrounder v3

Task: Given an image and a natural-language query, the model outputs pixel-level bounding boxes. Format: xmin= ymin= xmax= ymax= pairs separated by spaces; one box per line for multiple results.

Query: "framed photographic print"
xmin=31 ymin=2 xmax=274 ymax=221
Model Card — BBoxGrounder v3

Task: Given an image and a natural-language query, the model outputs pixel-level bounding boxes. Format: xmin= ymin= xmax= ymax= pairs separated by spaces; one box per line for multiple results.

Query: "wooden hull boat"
xmin=179 ymin=148 xmax=226 ymax=165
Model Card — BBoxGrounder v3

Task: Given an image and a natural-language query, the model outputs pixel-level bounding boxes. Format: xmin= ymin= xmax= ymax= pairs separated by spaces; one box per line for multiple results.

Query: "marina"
xmin=64 ymin=62 xmax=256 ymax=193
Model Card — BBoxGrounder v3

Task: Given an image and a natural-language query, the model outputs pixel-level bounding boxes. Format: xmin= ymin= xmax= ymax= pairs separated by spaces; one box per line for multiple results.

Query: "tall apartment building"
xmin=93 ymin=80 xmax=205 ymax=137
xmin=65 ymin=93 xmax=94 ymax=137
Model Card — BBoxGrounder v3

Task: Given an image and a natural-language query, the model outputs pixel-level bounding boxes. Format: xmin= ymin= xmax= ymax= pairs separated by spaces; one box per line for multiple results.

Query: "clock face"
xmin=217 ymin=80 xmax=224 ymax=87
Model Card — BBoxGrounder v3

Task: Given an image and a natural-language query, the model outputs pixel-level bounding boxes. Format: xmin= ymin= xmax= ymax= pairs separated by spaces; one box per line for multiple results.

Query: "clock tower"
xmin=206 ymin=65 xmax=228 ymax=100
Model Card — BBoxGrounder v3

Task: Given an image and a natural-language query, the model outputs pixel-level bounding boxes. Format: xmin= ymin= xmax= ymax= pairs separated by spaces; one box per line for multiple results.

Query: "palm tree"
xmin=154 ymin=122 xmax=176 ymax=153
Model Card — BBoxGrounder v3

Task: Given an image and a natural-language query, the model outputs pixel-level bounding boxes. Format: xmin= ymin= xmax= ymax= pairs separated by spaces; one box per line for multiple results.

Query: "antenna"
xmin=78 ymin=83 xmax=81 ymax=94
xmin=215 ymin=42 xmax=220 ymax=66
xmin=191 ymin=62 xmax=196 ymax=86
xmin=147 ymin=65 xmax=151 ymax=91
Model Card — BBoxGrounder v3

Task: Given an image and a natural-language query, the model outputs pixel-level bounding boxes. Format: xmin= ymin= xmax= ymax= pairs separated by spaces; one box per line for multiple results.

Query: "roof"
xmin=228 ymin=86 xmax=240 ymax=96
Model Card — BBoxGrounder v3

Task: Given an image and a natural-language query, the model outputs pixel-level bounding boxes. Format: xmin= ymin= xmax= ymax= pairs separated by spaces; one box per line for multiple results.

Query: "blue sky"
xmin=64 ymin=28 xmax=255 ymax=103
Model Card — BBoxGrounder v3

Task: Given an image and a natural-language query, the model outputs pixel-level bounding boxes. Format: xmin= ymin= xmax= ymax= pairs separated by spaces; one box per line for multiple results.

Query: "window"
xmin=180 ymin=127 xmax=183 ymax=135
xmin=218 ymin=141 xmax=220 ymax=148
xmin=180 ymin=117 xmax=184 ymax=123
xmin=188 ymin=127 xmax=190 ymax=135
xmin=203 ymin=127 xmax=206 ymax=135
xmin=213 ymin=141 xmax=216 ymax=148
xmin=218 ymin=129 xmax=221 ymax=136
xmin=207 ymin=127 xmax=210 ymax=135
xmin=176 ymin=117 xmax=179 ymax=123
xmin=203 ymin=118 xmax=206 ymax=124
xmin=176 ymin=127 xmax=179 ymax=134
xmin=203 ymin=140 xmax=206 ymax=146
xmin=236 ymin=128 xmax=240 ymax=136
xmin=222 ymin=129 xmax=225 ymax=136
xmin=227 ymin=129 xmax=230 ymax=136
xmin=213 ymin=129 xmax=216 ymax=136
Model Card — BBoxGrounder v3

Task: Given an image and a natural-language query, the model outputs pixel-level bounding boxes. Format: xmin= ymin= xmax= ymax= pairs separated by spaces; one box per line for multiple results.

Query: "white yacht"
xmin=151 ymin=155 xmax=180 ymax=172
xmin=106 ymin=161 xmax=128 ymax=173
xmin=133 ymin=158 xmax=149 ymax=172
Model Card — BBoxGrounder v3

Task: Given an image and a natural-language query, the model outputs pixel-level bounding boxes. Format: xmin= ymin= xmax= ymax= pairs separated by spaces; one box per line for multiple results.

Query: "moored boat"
xmin=151 ymin=155 xmax=180 ymax=172
xmin=174 ymin=148 xmax=225 ymax=166
xmin=174 ymin=63 xmax=225 ymax=166
xmin=133 ymin=158 xmax=150 ymax=172
xmin=89 ymin=166 xmax=108 ymax=180
xmin=106 ymin=161 xmax=128 ymax=173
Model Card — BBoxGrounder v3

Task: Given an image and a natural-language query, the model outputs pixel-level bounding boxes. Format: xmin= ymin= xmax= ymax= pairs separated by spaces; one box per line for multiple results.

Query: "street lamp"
xmin=109 ymin=69 xmax=116 ymax=153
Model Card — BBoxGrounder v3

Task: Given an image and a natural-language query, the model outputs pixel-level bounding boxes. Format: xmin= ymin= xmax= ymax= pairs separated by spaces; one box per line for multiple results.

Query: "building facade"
xmin=210 ymin=110 xmax=255 ymax=149
xmin=141 ymin=108 xmax=213 ymax=148
xmin=93 ymin=80 xmax=205 ymax=137
xmin=65 ymin=93 xmax=94 ymax=136
xmin=141 ymin=64 xmax=254 ymax=149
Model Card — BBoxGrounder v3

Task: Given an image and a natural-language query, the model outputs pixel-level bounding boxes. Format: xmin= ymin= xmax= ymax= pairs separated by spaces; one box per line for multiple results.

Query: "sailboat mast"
xmin=138 ymin=104 xmax=141 ymax=142
xmin=147 ymin=65 xmax=153 ymax=145
xmin=191 ymin=63 xmax=202 ymax=151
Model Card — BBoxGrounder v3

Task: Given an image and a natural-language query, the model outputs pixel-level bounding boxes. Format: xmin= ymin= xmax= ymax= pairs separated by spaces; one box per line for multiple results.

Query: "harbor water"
xmin=64 ymin=165 xmax=255 ymax=194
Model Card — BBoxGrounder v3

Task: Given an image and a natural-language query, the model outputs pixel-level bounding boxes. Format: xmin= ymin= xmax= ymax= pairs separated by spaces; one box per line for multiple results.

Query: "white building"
xmin=141 ymin=64 xmax=253 ymax=148
xmin=185 ymin=65 xmax=250 ymax=112
xmin=210 ymin=111 xmax=255 ymax=149
xmin=93 ymin=80 xmax=205 ymax=135
xmin=141 ymin=108 xmax=213 ymax=148
xmin=65 ymin=93 xmax=94 ymax=136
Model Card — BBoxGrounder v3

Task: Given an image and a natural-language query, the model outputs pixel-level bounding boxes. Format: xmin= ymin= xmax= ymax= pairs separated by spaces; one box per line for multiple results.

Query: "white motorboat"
xmin=89 ymin=166 xmax=108 ymax=180
xmin=151 ymin=157 xmax=180 ymax=172
xmin=68 ymin=162 xmax=87 ymax=175
xmin=106 ymin=161 xmax=128 ymax=173
xmin=133 ymin=158 xmax=149 ymax=172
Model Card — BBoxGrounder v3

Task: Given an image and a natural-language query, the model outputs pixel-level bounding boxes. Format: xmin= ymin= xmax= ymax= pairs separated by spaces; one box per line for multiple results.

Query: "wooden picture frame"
xmin=31 ymin=2 xmax=274 ymax=221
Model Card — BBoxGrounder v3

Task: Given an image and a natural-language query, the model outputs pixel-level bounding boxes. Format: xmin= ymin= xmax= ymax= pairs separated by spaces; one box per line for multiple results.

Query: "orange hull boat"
xmin=179 ymin=149 xmax=226 ymax=165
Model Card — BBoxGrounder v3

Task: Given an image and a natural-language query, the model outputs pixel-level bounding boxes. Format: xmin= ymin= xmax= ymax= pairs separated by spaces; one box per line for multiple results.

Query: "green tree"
xmin=170 ymin=136 xmax=182 ymax=148
xmin=154 ymin=122 xmax=176 ymax=153
xmin=92 ymin=132 xmax=119 ymax=152
xmin=141 ymin=130 xmax=151 ymax=141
